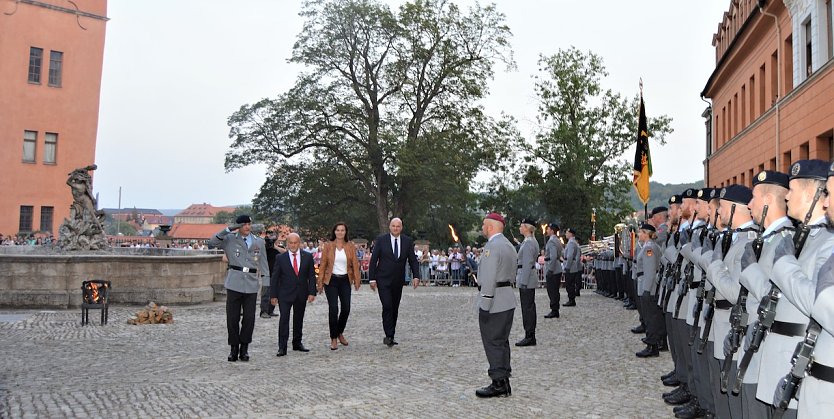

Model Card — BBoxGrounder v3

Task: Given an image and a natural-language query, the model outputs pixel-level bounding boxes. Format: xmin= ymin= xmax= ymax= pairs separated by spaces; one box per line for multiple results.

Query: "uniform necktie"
xmin=292 ymin=253 xmax=299 ymax=275
xmin=394 ymin=237 xmax=399 ymax=258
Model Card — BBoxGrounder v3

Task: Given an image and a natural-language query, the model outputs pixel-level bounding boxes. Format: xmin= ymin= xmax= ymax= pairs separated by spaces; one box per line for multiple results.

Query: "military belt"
xmin=228 ymin=265 xmax=257 ymax=274
xmin=808 ymin=361 xmax=834 ymax=383
xmin=636 ymin=272 xmax=644 ymax=277
xmin=516 ymin=265 xmax=535 ymax=269
xmin=770 ymin=321 xmax=807 ymax=337
xmin=714 ymin=300 xmax=733 ymax=310
xmin=689 ymin=281 xmax=700 ymax=289
xmin=496 ymin=281 xmax=512 ymax=287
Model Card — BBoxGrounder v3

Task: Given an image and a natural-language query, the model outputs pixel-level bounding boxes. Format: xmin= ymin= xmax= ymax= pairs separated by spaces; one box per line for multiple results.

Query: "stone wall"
xmin=0 ymin=253 xmax=227 ymax=308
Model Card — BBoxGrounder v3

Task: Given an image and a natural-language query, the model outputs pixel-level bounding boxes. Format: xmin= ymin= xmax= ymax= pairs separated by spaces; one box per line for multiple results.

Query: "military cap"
xmin=697 ymin=188 xmax=713 ymax=201
xmin=520 ymin=217 xmax=537 ymax=227
xmin=650 ymin=206 xmax=668 ymax=216
xmin=753 ymin=170 xmax=789 ymax=189
xmin=668 ymin=195 xmax=682 ymax=205
xmin=789 ymin=159 xmax=829 ymax=180
xmin=682 ymin=188 xmax=698 ymax=199
xmin=548 ymin=223 xmax=560 ymax=231
xmin=719 ymin=185 xmax=753 ymax=205
xmin=709 ymin=188 xmax=720 ymax=200
xmin=639 ymin=223 xmax=656 ymax=232
xmin=485 ymin=212 xmax=505 ymax=225
xmin=235 ymin=214 xmax=252 ymax=224
xmin=566 ymin=227 xmax=577 ymax=235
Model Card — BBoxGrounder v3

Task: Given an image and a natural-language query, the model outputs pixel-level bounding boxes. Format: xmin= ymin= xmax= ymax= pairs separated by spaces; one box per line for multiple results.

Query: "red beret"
xmin=485 ymin=212 xmax=505 ymax=225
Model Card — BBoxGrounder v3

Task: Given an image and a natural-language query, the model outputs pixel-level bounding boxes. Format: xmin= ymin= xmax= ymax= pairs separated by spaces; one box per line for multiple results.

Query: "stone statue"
xmin=58 ymin=165 xmax=107 ymax=251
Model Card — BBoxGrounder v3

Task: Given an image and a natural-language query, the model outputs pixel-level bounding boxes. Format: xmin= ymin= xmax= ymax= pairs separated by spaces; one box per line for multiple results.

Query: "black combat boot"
xmin=515 ymin=336 xmax=537 ymax=347
xmin=664 ymin=385 xmax=691 ymax=405
xmin=239 ymin=343 xmax=250 ymax=362
xmin=631 ymin=324 xmax=646 ymax=334
xmin=636 ymin=344 xmax=659 ymax=358
xmin=228 ymin=345 xmax=239 ymax=362
xmin=475 ymin=378 xmax=511 ymax=398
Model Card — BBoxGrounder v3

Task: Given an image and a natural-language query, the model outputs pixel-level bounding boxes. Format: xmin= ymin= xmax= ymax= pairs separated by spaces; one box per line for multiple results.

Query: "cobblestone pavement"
xmin=0 ymin=287 xmax=675 ymax=418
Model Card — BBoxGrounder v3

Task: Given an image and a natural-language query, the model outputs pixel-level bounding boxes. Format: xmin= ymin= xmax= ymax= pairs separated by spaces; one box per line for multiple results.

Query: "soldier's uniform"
xmin=805 ymin=260 xmax=834 ymax=418
xmin=208 ymin=216 xmax=270 ymax=362
xmin=544 ymin=225 xmax=563 ymax=317
xmin=735 ymin=171 xmax=792 ymax=419
xmin=757 ymin=160 xmax=834 ymax=418
xmin=664 ymin=191 xmax=691 ymax=405
xmin=706 ymin=185 xmax=757 ymax=419
xmin=563 ymin=231 xmax=582 ymax=305
xmin=635 ymin=224 xmax=663 ymax=357
xmin=515 ymin=222 xmax=540 ymax=346
xmin=476 ymin=213 xmax=518 ymax=398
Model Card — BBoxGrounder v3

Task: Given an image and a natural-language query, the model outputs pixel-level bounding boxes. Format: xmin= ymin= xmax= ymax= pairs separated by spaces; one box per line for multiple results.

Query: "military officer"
xmin=635 ymin=223 xmax=663 ymax=357
xmin=475 ymin=212 xmax=518 ymax=398
xmin=515 ymin=218 xmax=540 ymax=347
xmin=543 ymin=223 xmax=563 ymax=318
xmin=757 ymin=160 xmax=834 ymax=418
xmin=659 ymin=195 xmax=682 ymax=388
xmin=563 ymin=228 xmax=581 ymax=306
xmin=208 ymin=215 xmax=270 ymax=363
xmin=735 ymin=170 xmax=792 ymax=419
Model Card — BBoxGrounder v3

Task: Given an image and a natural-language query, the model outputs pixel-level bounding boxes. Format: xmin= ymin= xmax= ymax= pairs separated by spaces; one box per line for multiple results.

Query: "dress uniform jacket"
xmin=478 ymin=233 xmax=518 ymax=313
xmin=756 ymin=220 xmax=834 ymax=407
xmin=706 ymin=222 xmax=755 ymax=360
xmin=680 ymin=220 xmax=706 ymax=326
xmin=209 ymin=228 xmax=269 ymax=294
xmin=564 ymin=238 xmax=581 ymax=274
xmin=805 ymin=277 xmax=834 ymax=418
xmin=656 ymin=223 xmax=669 ymax=250
xmin=737 ymin=217 xmax=793 ymax=385
xmin=666 ymin=222 xmax=689 ymax=317
xmin=637 ymin=240 xmax=660 ymax=295
xmin=661 ymin=231 xmax=680 ymax=307
xmin=545 ymin=236 xmax=563 ymax=275
xmin=516 ymin=236 xmax=539 ymax=289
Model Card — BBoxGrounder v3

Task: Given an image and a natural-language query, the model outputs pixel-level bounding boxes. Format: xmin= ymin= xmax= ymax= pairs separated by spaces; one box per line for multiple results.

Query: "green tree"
xmin=106 ymin=220 xmax=137 ymax=236
xmin=212 ymin=211 xmax=234 ymax=224
xmin=225 ymin=0 xmax=517 ymax=234
xmin=500 ymin=47 xmax=673 ymax=241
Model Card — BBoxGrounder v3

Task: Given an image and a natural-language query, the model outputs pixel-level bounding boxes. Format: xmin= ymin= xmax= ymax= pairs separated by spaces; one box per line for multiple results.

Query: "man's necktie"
xmin=292 ymin=253 xmax=299 ymax=275
xmin=394 ymin=238 xmax=399 ymax=259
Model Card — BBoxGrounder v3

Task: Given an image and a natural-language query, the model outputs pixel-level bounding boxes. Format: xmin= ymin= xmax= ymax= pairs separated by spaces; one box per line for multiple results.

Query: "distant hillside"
xmin=629 ymin=180 xmax=704 ymax=212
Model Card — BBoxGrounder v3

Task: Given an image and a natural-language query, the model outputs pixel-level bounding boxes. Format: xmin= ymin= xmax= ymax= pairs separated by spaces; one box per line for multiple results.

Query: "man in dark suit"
xmin=369 ymin=217 xmax=421 ymax=347
xmin=270 ymin=233 xmax=316 ymax=356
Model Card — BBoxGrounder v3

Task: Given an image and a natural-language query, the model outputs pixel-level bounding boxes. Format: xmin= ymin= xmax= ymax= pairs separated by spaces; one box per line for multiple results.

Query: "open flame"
xmin=448 ymin=224 xmax=459 ymax=242
xmin=88 ymin=283 xmax=100 ymax=303
xmin=541 ymin=224 xmax=547 ymax=235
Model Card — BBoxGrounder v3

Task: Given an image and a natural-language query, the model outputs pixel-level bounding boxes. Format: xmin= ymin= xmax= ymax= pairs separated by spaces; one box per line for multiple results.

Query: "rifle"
xmin=661 ymin=228 xmax=681 ymax=309
xmin=773 ymin=320 xmax=822 ymax=418
xmin=698 ymin=204 xmax=735 ymax=353
xmin=674 ymin=212 xmax=698 ymax=318
xmin=690 ymin=209 xmax=717 ymax=346
xmin=721 ymin=205 xmax=767 ymax=393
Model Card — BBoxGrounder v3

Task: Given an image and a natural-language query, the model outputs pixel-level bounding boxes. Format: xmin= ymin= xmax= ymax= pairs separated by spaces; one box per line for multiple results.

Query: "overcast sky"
xmin=94 ymin=0 xmax=731 ymax=210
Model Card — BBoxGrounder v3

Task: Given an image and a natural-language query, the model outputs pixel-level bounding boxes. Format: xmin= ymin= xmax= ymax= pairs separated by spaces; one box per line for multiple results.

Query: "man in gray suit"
xmin=515 ymin=218 xmax=540 ymax=347
xmin=475 ymin=212 xmax=518 ymax=398
xmin=544 ymin=223 xmax=563 ymax=318
xmin=563 ymin=228 xmax=581 ymax=306
xmin=208 ymin=215 xmax=270 ymax=362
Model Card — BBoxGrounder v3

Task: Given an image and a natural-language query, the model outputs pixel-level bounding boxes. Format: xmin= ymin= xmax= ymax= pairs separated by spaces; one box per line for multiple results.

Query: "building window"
xmin=40 ymin=206 xmax=54 ymax=233
xmin=28 ymin=47 xmax=43 ymax=84
xmin=44 ymin=133 xmax=57 ymax=164
xmin=804 ymin=18 xmax=813 ymax=77
xmin=19 ymin=206 xmax=34 ymax=233
xmin=48 ymin=50 xmax=63 ymax=87
xmin=23 ymin=130 xmax=37 ymax=163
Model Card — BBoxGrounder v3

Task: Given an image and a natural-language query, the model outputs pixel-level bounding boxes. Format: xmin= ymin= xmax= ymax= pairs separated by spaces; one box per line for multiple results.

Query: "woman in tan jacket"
xmin=316 ymin=222 xmax=361 ymax=350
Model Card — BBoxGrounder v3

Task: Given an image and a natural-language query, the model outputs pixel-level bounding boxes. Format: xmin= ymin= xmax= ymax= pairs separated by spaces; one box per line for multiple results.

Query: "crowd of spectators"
xmin=0 ymin=233 xmax=56 ymax=246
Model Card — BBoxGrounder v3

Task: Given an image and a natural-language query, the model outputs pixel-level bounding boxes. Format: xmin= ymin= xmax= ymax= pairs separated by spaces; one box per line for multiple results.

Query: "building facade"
xmin=0 ymin=0 xmax=108 ymax=236
xmin=703 ymin=0 xmax=834 ymax=186
xmin=174 ymin=204 xmax=237 ymax=225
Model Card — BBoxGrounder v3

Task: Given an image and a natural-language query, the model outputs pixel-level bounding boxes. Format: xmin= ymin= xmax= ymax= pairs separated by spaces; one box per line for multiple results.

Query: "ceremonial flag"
xmin=632 ymin=91 xmax=652 ymax=205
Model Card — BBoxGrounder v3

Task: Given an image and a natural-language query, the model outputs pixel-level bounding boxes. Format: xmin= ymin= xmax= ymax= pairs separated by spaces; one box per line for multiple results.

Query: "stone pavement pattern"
xmin=0 ymin=288 xmax=674 ymax=418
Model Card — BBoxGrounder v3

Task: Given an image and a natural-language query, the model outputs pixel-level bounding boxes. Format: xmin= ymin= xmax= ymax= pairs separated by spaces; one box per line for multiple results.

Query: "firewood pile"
xmin=127 ymin=302 xmax=174 ymax=325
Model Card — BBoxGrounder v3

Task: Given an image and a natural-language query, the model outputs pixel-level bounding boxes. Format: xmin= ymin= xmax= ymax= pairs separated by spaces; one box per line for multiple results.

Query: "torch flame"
xmin=541 ymin=224 xmax=547 ymax=235
xmin=448 ymin=224 xmax=459 ymax=242
xmin=88 ymin=282 xmax=100 ymax=303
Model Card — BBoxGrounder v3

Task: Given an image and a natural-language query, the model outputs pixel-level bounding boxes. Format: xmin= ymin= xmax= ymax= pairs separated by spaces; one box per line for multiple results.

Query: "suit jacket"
xmin=317 ymin=241 xmax=361 ymax=288
xmin=270 ymin=250 xmax=316 ymax=302
xmin=208 ymin=228 xmax=269 ymax=294
xmin=516 ymin=236 xmax=539 ymax=288
xmin=478 ymin=233 xmax=518 ymax=313
xmin=564 ymin=238 xmax=581 ymax=273
xmin=368 ymin=233 xmax=419 ymax=285
xmin=545 ymin=235 xmax=564 ymax=274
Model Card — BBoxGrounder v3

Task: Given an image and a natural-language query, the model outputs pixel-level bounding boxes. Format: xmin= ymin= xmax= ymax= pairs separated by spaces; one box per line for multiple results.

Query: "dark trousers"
xmin=260 ymin=285 xmax=275 ymax=315
xmin=519 ymin=287 xmax=536 ymax=338
xmin=226 ymin=289 xmax=257 ymax=346
xmin=616 ymin=267 xmax=626 ymax=298
xmin=278 ymin=294 xmax=308 ymax=350
xmin=378 ymin=281 xmax=404 ymax=338
xmin=675 ymin=319 xmax=690 ymax=383
xmin=324 ymin=275 xmax=352 ymax=339
xmin=479 ymin=308 xmax=514 ymax=380
xmin=545 ymin=272 xmax=561 ymax=311
xmin=641 ymin=292 xmax=666 ymax=345
xmin=565 ymin=271 xmax=579 ymax=301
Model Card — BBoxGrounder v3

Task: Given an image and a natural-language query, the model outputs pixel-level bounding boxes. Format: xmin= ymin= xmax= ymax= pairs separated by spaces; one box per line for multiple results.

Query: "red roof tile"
xmin=168 ymin=224 xmax=229 ymax=239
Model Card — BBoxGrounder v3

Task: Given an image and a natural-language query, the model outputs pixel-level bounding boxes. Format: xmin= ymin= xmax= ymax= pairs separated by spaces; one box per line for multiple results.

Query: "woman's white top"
xmin=333 ymin=247 xmax=348 ymax=275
